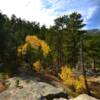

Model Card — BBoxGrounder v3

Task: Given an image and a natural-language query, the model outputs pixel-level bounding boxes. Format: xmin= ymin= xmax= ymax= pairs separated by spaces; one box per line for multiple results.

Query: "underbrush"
xmin=0 ymin=72 xmax=10 ymax=80
xmin=58 ymin=66 xmax=88 ymax=96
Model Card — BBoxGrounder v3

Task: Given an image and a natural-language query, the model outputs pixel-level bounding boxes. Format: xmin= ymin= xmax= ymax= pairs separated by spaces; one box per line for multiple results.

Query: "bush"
xmin=33 ymin=60 xmax=41 ymax=72
xmin=0 ymin=73 xmax=9 ymax=80
xmin=15 ymin=79 xmax=20 ymax=87
xmin=75 ymin=75 xmax=86 ymax=92
xmin=59 ymin=66 xmax=86 ymax=92
xmin=58 ymin=66 xmax=75 ymax=86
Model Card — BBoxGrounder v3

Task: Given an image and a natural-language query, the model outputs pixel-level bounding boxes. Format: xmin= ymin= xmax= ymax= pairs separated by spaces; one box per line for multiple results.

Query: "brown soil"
xmin=88 ymin=76 xmax=100 ymax=99
xmin=0 ymin=82 xmax=7 ymax=93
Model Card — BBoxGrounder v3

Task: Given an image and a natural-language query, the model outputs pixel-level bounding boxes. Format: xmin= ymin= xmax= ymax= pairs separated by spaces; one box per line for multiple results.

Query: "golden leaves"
xmin=17 ymin=43 xmax=28 ymax=55
xmin=75 ymin=75 xmax=86 ymax=91
xmin=59 ymin=66 xmax=75 ymax=86
xmin=17 ymin=35 xmax=51 ymax=73
xmin=25 ymin=35 xmax=41 ymax=48
xmin=33 ymin=60 xmax=41 ymax=72
xmin=59 ymin=66 xmax=86 ymax=91
xmin=41 ymin=40 xmax=50 ymax=56
xmin=17 ymin=35 xmax=50 ymax=56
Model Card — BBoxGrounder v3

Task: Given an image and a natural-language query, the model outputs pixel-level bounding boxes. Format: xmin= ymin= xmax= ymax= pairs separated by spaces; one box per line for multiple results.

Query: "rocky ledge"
xmin=0 ymin=77 xmax=99 ymax=100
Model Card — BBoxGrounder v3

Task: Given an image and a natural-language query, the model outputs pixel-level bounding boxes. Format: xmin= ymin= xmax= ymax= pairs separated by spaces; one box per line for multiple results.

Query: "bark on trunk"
xmin=91 ymin=58 xmax=96 ymax=72
xmin=80 ymin=39 xmax=92 ymax=96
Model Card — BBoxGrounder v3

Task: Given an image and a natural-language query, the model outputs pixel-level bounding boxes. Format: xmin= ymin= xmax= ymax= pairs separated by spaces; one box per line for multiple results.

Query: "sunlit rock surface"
xmin=0 ymin=77 xmax=66 ymax=100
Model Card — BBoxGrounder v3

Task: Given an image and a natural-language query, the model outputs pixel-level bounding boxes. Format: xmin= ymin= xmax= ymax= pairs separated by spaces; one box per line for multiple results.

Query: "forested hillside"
xmin=0 ymin=12 xmax=100 ymax=73
xmin=0 ymin=12 xmax=100 ymax=99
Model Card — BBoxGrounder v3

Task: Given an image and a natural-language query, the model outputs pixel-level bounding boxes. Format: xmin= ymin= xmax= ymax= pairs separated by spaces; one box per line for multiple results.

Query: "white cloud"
xmin=0 ymin=0 xmax=98 ymax=27
xmin=47 ymin=0 xmax=58 ymax=4
xmin=83 ymin=6 xmax=97 ymax=23
xmin=0 ymin=0 xmax=56 ymax=27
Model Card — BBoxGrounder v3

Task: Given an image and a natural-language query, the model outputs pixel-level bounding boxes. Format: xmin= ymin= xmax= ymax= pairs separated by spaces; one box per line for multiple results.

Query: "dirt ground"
xmin=0 ymin=72 xmax=100 ymax=99
xmin=88 ymin=76 xmax=100 ymax=99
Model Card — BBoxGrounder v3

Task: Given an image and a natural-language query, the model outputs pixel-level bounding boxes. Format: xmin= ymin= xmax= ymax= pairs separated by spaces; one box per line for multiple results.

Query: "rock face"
xmin=70 ymin=94 xmax=99 ymax=100
xmin=53 ymin=94 xmax=99 ymax=100
xmin=0 ymin=77 xmax=99 ymax=100
xmin=0 ymin=77 xmax=67 ymax=100
xmin=53 ymin=98 xmax=67 ymax=100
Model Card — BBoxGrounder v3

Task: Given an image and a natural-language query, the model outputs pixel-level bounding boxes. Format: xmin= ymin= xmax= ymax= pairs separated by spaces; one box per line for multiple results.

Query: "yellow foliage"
xmin=33 ymin=60 xmax=41 ymax=72
xmin=17 ymin=44 xmax=23 ymax=54
xmin=75 ymin=75 xmax=86 ymax=91
xmin=25 ymin=35 xmax=41 ymax=48
xmin=59 ymin=66 xmax=73 ymax=80
xmin=59 ymin=66 xmax=75 ymax=86
xmin=17 ymin=43 xmax=28 ymax=55
xmin=22 ymin=43 xmax=28 ymax=55
xmin=17 ymin=35 xmax=50 ymax=56
xmin=40 ymin=40 xmax=51 ymax=56
xmin=59 ymin=66 xmax=85 ymax=91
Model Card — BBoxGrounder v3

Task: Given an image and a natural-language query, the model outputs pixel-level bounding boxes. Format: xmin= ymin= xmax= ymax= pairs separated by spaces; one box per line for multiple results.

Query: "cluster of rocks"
xmin=0 ymin=77 xmax=99 ymax=100
xmin=0 ymin=77 xmax=67 ymax=100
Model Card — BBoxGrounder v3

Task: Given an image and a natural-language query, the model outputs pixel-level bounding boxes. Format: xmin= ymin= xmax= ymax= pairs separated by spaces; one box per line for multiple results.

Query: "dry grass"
xmin=87 ymin=76 xmax=100 ymax=99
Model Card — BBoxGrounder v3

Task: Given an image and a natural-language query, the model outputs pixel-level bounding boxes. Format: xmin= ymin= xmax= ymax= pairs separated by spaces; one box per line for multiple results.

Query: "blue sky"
xmin=0 ymin=0 xmax=100 ymax=29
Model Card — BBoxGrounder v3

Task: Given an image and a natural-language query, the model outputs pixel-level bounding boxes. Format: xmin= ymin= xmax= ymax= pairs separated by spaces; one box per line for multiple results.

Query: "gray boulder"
xmin=0 ymin=77 xmax=67 ymax=100
xmin=53 ymin=98 xmax=67 ymax=100
xmin=53 ymin=94 xmax=99 ymax=100
xmin=70 ymin=94 xmax=99 ymax=100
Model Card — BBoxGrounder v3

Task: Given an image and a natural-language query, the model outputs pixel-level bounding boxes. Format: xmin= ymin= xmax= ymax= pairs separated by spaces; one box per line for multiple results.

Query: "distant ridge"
xmin=87 ymin=29 xmax=100 ymax=35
